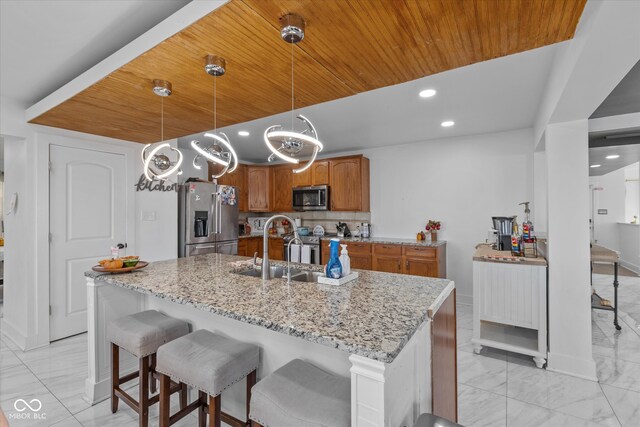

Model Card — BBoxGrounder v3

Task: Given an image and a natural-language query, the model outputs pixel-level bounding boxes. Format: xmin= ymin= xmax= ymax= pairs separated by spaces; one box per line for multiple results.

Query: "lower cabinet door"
xmin=373 ymin=256 xmax=402 ymax=273
xmin=350 ymin=255 xmax=372 ymax=270
xmin=237 ymin=240 xmax=248 ymax=257
xmin=404 ymin=257 xmax=438 ymax=277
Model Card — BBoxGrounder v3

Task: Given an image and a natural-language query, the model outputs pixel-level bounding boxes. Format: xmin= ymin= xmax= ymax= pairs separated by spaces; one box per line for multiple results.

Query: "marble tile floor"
xmin=2 ymin=272 xmax=640 ymax=426
xmin=457 ymin=272 xmax=640 ymax=427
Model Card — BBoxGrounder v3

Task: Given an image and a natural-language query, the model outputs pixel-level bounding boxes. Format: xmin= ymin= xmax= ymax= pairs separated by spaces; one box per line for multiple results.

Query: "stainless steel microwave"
xmin=292 ymin=185 xmax=330 ymax=211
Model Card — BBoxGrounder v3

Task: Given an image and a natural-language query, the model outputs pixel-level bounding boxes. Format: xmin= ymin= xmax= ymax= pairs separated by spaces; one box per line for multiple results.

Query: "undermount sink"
xmin=234 ymin=266 xmax=324 ymax=283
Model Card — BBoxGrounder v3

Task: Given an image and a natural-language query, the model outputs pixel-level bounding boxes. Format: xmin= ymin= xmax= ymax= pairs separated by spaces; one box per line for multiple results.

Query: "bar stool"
xmin=108 ymin=310 xmax=190 ymax=427
xmin=156 ymin=329 xmax=259 ymax=427
xmin=249 ymin=359 xmax=350 ymax=427
xmin=414 ymin=413 xmax=463 ymax=427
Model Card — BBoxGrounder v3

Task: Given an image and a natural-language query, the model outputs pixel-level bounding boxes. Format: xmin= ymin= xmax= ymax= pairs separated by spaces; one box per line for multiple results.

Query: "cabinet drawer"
xmin=373 ymin=243 xmax=402 ymax=256
xmin=351 ymin=255 xmax=372 ymax=270
xmin=403 ymin=245 xmax=436 ymax=258
xmin=344 ymin=241 xmax=371 ymax=255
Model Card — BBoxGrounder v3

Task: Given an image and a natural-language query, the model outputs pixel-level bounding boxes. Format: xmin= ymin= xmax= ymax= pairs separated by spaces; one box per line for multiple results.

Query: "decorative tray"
xmin=317 ymin=271 xmax=359 ymax=286
xmin=92 ymin=261 xmax=149 ymax=274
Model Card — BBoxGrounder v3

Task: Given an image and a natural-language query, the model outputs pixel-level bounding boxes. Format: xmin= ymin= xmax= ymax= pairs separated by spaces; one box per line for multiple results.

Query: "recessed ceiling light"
xmin=605 ymin=154 xmax=619 ymax=159
xmin=419 ymin=89 xmax=437 ymax=98
xmin=441 ymin=120 xmax=455 ymax=127
xmin=238 ymin=131 xmax=250 ymax=137
xmin=590 ymin=164 xmax=601 ymax=168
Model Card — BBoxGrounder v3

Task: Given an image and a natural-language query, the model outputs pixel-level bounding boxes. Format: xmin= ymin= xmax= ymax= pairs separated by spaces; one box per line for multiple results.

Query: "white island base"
xmin=86 ymin=277 xmax=457 ymax=427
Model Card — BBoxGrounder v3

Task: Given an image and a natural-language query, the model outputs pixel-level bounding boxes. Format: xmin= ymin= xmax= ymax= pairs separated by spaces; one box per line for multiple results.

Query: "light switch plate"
xmin=142 ymin=211 xmax=157 ymax=221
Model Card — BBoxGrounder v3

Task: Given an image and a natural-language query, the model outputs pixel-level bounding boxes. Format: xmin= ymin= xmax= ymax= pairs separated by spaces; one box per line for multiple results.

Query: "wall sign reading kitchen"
xmin=134 ymin=174 xmax=178 ymax=192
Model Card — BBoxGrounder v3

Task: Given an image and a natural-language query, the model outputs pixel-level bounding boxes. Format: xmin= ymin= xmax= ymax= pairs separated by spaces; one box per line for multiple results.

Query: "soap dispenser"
xmin=339 ymin=244 xmax=351 ymax=276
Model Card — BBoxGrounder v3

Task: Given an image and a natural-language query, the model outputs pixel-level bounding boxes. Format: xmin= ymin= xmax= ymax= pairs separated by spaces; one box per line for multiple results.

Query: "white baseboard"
xmin=0 ymin=318 xmax=27 ymax=350
xmin=456 ymin=293 xmax=473 ymax=305
xmin=547 ymin=351 xmax=598 ymax=381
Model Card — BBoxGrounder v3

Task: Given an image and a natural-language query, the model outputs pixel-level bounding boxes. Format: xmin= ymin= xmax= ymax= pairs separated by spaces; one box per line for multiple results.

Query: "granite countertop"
xmin=321 ymin=236 xmax=446 ymax=247
xmin=86 ymin=254 xmax=454 ymax=363
xmin=473 ymin=244 xmax=547 ymax=266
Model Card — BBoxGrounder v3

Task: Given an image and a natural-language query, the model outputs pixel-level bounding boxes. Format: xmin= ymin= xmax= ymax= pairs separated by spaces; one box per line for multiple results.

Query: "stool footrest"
xmin=169 ymin=399 xmax=202 ymax=425
xmin=220 ymin=411 xmax=247 ymax=427
xmin=114 ymin=388 xmax=139 ymax=413
xmin=119 ymin=370 xmax=139 ymax=385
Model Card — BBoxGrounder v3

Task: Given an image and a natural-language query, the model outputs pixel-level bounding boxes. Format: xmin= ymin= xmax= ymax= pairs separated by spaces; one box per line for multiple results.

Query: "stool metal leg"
xmin=159 ymin=374 xmax=171 ymax=427
xmin=614 ymin=262 xmax=621 ymax=330
xmin=209 ymin=395 xmax=221 ymax=427
xmin=139 ymin=356 xmax=150 ymax=427
xmin=111 ymin=343 xmax=119 ymax=413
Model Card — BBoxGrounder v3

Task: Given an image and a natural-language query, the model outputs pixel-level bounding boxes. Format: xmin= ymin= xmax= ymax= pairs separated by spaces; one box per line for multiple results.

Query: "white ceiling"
xmin=180 ymin=44 xmax=560 ymax=163
xmin=591 ymin=59 xmax=640 ymax=119
xmin=0 ymin=0 xmax=190 ymax=107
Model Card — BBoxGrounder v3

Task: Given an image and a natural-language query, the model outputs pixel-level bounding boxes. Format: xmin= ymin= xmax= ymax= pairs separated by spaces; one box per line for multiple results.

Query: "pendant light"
xmin=264 ymin=14 xmax=323 ymax=174
xmin=191 ymin=55 xmax=238 ymax=179
xmin=141 ymin=79 xmax=184 ymax=181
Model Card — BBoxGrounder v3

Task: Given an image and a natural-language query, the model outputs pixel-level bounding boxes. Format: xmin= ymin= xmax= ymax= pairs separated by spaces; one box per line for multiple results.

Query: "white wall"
xmin=361 ymin=128 xmax=534 ymax=302
xmin=590 ymin=168 xmax=626 ymax=249
xmin=624 ymin=163 xmax=639 ymax=223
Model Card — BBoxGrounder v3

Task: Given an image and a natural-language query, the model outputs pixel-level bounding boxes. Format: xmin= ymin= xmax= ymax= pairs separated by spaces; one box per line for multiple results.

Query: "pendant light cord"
xmin=214 ymin=73 xmax=217 ymax=132
xmin=161 ymin=96 xmax=164 ymax=142
xmin=291 ymin=39 xmax=294 ymax=131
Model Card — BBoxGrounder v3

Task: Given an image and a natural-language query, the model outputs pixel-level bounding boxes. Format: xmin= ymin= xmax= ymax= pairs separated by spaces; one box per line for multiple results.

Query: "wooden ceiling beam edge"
xmin=25 ymin=0 xmax=229 ymax=123
xmin=239 ymin=0 xmax=363 ymax=94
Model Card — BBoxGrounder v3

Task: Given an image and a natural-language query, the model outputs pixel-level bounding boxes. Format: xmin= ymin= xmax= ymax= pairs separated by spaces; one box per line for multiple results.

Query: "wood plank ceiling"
xmin=29 ymin=0 xmax=587 ymax=143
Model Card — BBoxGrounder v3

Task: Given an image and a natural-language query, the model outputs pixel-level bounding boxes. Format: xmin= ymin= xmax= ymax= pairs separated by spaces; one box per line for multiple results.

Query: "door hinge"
xmin=48 ymin=233 xmax=53 ymax=243
xmin=49 ymin=305 xmax=52 ymax=316
xmin=48 ymin=161 xmax=52 ymax=172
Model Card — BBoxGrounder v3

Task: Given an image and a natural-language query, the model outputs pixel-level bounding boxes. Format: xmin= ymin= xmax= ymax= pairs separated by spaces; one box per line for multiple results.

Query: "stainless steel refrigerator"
xmin=178 ymin=181 xmax=239 ymax=257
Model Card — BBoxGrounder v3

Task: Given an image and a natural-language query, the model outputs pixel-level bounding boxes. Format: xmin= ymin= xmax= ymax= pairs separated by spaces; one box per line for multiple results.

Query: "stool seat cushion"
xmin=250 ymin=359 xmax=350 ymax=427
xmin=415 ymin=413 xmax=462 ymax=427
xmin=156 ymin=329 xmax=259 ymax=397
xmin=107 ymin=310 xmax=189 ymax=358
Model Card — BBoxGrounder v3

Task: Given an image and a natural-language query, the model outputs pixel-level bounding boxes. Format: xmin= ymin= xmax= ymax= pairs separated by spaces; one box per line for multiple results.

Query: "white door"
xmin=49 ymin=145 xmax=127 ymax=341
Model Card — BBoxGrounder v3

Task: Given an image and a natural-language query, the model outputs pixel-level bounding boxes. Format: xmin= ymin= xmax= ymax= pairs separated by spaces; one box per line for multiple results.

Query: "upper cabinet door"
xmin=217 ymin=164 xmax=247 ymax=212
xmin=330 ymin=156 xmax=369 ymax=211
xmin=272 ymin=165 xmax=293 ymax=212
xmin=312 ymin=161 xmax=330 ymax=185
xmin=247 ymin=166 xmax=271 ymax=212
xmin=292 ymin=167 xmax=311 ymax=188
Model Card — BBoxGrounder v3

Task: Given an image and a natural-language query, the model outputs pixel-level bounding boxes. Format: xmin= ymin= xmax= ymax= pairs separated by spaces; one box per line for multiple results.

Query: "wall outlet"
xmin=142 ymin=211 xmax=157 ymax=221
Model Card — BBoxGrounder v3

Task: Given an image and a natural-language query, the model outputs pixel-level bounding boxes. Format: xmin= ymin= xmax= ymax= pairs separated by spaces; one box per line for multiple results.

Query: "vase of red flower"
xmin=281 ymin=218 xmax=291 ymax=234
xmin=426 ymin=220 xmax=441 ymax=242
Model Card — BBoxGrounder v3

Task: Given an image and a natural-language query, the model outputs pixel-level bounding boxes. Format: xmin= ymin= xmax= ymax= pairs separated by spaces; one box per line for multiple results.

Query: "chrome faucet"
xmin=262 ymin=215 xmax=300 ymax=280
xmin=286 ymin=236 xmax=303 ymax=283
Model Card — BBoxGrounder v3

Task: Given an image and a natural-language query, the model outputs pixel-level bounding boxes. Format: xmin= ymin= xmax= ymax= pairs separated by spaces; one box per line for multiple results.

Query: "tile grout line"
xmin=598 ymin=382 xmax=624 ymax=427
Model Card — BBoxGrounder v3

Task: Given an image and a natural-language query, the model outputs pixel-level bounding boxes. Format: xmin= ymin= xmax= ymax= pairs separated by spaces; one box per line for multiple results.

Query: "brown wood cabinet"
xmin=372 ymin=243 xmax=403 ymax=273
xmin=215 ymin=164 xmax=247 ymax=212
xmin=271 ymin=166 xmax=293 ymax=212
xmin=237 ymin=238 xmax=248 ymax=256
xmin=268 ymin=237 xmax=284 ymax=261
xmin=247 ymin=166 xmax=271 ymax=212
xmin=243 ymin=236 xmax=263 ymax=259
xmin=292 ymin=160 xmax=331 ymax=188
xmin=330 ymin=156 xmax=370 ymax=212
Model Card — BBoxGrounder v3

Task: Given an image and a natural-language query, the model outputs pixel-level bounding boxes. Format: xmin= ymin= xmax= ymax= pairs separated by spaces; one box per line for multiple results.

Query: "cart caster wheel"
xmin=615 ymin=324 xmax=622 ymax=331
xmin=473 ymin=345 xmax=482 ymax=354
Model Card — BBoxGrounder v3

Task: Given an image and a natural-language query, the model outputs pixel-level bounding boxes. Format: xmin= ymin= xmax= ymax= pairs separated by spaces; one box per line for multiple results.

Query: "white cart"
xmin=471 ymin=245 xmax=548 ymax=368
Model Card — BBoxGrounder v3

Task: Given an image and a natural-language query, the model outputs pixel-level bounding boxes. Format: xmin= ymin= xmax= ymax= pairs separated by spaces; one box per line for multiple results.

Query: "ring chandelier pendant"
xmin=264 ymin=14 xmax=324 ymax=174
xmin=192 ymin=55 xmax=239 ymax=180
xmin=141 ymin=80 xmax=184 ymax=181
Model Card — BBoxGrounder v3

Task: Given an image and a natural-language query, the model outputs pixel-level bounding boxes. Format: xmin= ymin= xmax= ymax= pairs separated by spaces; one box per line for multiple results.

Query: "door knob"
xmin=116 ymin=243 xmax=127 ymax=249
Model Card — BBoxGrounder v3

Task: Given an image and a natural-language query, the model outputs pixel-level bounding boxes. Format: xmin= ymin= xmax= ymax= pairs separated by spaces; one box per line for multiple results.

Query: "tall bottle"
xmin=325 ymin=238 xmax=343 ymax=279
xmin=519 ymin=202 xmax=533 ymax=240
xmin=339 ymin=244 xmax=351 ymax=276
xmin=511 ymin=222 xmax=521 ymax=256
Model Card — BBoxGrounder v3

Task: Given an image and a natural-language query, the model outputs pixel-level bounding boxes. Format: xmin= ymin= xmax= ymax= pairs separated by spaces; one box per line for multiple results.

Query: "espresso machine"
xmin=491 ymin=216 xmax=517 ymax=251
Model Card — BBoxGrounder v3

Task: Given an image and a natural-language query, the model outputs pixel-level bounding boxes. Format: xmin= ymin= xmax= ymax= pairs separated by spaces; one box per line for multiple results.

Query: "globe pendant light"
xmin=141 ymin=79 xmax=184 ymax=181
xmin=191 ymin=55 xmax=238 ymax=179
xmin=264 ymin=14 xmax=323 ymax=174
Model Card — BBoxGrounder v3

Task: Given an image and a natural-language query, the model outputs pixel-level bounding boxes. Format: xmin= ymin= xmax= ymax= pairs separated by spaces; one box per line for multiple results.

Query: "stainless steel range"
xmin=283 ymin=234 xmax=321 ymax=265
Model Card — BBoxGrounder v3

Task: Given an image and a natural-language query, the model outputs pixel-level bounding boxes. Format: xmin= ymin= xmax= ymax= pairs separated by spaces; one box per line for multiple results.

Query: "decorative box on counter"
xmin=317 ymin=272 xmax=359 ymax=286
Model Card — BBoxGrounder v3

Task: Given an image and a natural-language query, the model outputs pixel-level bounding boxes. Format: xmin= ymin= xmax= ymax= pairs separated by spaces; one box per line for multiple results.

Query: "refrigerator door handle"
xmin=217 ymin=194 xmax=222 ymax=234
xmin=210 ymin=193 xmax=217 ymax=236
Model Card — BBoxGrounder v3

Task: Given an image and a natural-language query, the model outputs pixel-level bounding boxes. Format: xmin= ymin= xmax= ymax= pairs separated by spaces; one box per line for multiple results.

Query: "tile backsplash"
xmin=239 ymin=211 xmax=371 ymax=235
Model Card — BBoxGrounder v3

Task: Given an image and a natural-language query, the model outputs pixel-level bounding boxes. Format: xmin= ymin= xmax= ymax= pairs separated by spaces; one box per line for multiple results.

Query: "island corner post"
xmin=85 ymin=254 xmax=457 ymax=426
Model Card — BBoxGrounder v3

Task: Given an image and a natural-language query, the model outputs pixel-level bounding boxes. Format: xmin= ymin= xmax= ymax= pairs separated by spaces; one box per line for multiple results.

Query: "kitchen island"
xmin=85 ymin=254 xmax=457 ymax=426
